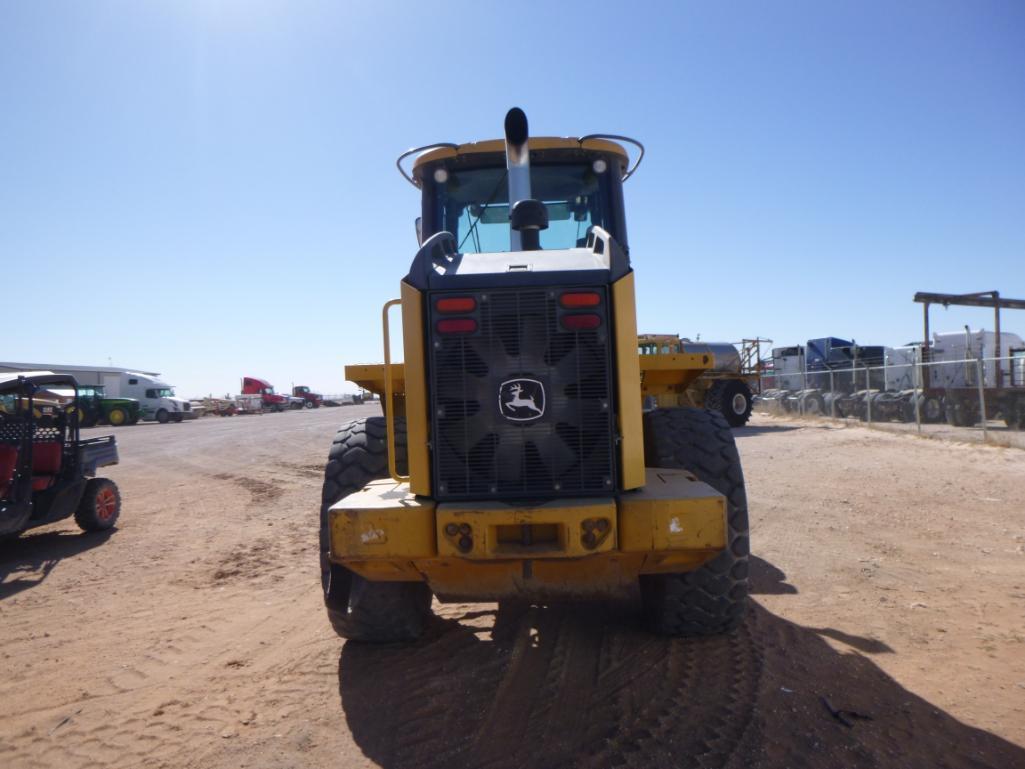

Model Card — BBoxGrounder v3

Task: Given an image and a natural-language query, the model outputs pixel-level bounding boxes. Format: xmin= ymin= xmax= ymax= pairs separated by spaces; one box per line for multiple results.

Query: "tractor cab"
xmin=0 ymin=372 xmax=122 ymax=540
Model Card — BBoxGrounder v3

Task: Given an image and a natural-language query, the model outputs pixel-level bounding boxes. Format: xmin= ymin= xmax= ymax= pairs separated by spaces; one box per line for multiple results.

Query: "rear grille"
xmin=427 ymin=286 xmax=616 ymax=501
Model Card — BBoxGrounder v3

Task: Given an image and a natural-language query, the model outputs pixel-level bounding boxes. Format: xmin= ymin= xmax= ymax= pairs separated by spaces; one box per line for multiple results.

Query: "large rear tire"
xmin=640 ymin=408 xmax=750 ymax=636
xmin=320 ymin=416 xmax=432 ymax=642
xmin=704 ymin=379 xmax=753 ymax=427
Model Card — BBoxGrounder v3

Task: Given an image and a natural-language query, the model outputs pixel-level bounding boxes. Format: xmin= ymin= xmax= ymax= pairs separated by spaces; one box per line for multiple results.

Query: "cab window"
xmin=434 ymin=163 xmax=611 ymax=254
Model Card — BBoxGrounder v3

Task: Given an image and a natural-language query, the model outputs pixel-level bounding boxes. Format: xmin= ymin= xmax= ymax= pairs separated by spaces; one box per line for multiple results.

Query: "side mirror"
xmin=415 ymin=217 xmax=423 ymax=246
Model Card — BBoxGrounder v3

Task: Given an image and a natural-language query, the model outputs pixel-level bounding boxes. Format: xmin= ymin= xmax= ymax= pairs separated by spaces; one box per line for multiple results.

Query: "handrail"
xmin=395 ymin=143 xmax=460 ymax=188
xmin=578 ymin=134 xmax=645 ymax=180
xmin=382 ymin=298 xmax=409 ymax=483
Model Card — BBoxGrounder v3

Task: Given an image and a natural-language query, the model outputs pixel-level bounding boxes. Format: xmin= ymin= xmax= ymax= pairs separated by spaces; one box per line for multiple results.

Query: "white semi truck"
xmin=0 ymin=362 xmax=194 ymax=423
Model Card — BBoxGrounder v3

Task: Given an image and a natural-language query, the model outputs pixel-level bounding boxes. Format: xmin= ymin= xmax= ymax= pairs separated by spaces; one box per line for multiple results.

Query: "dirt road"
xmin=1 ymin=408 xmax=1023 ymax=768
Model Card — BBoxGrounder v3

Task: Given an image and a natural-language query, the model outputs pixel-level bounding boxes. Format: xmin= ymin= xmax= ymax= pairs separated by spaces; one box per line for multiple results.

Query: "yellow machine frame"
xmin=335 ymin=274 xmax=732 ymax=597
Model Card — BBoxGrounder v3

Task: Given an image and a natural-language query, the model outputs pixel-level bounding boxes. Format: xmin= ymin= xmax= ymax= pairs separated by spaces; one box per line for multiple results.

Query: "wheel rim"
xmin=77 ymin=408 xmax=86 ymax=424
xmin=805 ymin=398 xmax=821 ymax=415
xmin=95 ymin=487 xmax=117 ymax=521
xmin=731 ymin=393 xmax=747 ymax=415
xmin=109 ymin=409 xmax=125 ymax=425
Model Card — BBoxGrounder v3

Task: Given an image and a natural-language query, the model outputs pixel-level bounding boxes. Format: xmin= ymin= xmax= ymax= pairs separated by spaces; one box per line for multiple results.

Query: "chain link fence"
xmin=755 ymin=353 xmax=1025 ymax=448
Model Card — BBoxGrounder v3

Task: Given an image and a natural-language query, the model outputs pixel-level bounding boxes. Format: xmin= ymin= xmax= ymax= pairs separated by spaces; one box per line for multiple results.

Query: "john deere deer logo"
xmin=499 ymin=379 xmax=545 ymax=422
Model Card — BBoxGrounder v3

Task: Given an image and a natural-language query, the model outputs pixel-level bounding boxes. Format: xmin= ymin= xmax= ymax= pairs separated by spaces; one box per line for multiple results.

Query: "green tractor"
xmin=64 ymin=385 xmax=141 ymax=427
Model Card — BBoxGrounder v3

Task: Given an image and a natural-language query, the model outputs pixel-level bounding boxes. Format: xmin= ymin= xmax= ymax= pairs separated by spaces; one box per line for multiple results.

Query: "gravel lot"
xmin=1 ymin=407 xmax=1023 ymax=769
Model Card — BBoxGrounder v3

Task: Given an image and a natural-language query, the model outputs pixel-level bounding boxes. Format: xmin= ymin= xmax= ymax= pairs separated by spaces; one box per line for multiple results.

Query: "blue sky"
xmin=2 ymin=1 xmax=1023 ymax=397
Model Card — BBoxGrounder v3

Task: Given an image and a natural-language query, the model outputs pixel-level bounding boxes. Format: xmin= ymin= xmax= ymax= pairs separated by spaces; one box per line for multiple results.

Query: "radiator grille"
xmin=427 ymin=286 xmax=616 ymax=501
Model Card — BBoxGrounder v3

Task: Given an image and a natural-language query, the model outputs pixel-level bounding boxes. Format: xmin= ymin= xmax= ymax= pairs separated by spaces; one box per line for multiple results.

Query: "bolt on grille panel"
xmin=428 ymin=286 xmax=616 ymax=501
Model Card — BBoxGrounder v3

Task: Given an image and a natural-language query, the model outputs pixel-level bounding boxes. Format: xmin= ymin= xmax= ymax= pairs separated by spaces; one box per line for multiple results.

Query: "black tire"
xmin=1002 ymin=397 xmax=1025 ymax=430
xmin=639 ymin=408 xmax=750 ymax=636
xmin=801 ymin=391 xmax=825 ymax=416
xmin=155 ymin=409 xmax=169 ymax=424
xmin=945 ymin=398 xmax=976 ymax=427
xmin=320 ymin=416 xmax=431 ymax=642
xmin=704 ymin=379 xmax=753 ymax=427
xmin=304 ymin=400 xmax=314 ymax=409
xmin=74 ymin=478 xmax=121 ymax=532
xmin=902 ymin=393 xmax=943 ymax=423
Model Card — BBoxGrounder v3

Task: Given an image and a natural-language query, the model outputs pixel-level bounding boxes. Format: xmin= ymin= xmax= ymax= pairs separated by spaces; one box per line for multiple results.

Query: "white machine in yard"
xmin=103 ymin=372 xmax=197 ymax=423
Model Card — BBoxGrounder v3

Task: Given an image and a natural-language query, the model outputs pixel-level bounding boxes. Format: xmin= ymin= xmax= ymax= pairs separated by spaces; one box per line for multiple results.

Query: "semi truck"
xmin=241 ymin=377 xmax=290 ymax=412
xmin=292 ymin=385 xmax=323 ymax=409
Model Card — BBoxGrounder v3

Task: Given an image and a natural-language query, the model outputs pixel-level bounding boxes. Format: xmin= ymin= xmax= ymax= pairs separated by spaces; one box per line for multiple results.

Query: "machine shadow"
xmin=731 ymin=424 xmax=802 ymax=436
xmin=0 ymin=528 xmax=114 ymax=601
xmin=748 ymin=554 xmax=798 ymax=595
xmin=337 ymin=567 xmax=1024 ymax=769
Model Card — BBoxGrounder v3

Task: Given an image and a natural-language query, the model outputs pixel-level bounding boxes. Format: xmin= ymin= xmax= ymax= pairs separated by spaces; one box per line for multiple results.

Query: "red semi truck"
xmin=292 ymin=385 xmax=323 ymax=409
xmin=241 ymin=377 xmax=290 ymax=412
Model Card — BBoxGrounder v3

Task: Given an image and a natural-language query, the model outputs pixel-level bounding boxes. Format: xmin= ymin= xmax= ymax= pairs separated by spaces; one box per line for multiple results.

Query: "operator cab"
xmin=403 ymin=136 xmax=640 ymax=256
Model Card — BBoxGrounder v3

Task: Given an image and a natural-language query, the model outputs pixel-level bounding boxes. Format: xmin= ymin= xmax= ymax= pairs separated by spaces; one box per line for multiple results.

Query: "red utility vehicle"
xmin=292 ymin=385 xmax=323 ymax=409
xmin=241 ymin=377 xmax=289 ymax=413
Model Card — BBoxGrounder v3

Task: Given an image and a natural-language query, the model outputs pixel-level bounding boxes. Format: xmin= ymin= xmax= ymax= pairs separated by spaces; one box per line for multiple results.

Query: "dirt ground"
xmin=1 ymin=407 xmax=1023 ymax=769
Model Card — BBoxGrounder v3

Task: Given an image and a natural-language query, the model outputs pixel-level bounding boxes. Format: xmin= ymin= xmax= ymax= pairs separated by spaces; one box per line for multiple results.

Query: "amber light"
xmin=561 ymin=313 xmax=601 ymax=330
xmin=436 ymin=297 xmax=477 ymax=313
xmin=560 ymin=292 xmax=601 ymax=308
xmin=437 ymin=318 xmax=477 ymax=334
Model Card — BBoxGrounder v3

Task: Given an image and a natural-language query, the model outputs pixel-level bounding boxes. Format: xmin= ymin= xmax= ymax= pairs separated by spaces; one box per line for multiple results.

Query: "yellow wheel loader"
xmin=320 ymin=109 xmax=749 ymax=642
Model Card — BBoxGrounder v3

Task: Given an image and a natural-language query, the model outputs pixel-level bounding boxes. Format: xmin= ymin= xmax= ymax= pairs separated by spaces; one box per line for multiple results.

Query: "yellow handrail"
xmin=382 ymin=298 xmax=408 ymax=483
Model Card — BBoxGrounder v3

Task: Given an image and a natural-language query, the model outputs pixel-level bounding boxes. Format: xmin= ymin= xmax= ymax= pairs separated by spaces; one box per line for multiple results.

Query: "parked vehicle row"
xmin=0 ymin=362 xmax=194 ymax=425
xmin=756 ymin=329 xmax=1025 ymax=429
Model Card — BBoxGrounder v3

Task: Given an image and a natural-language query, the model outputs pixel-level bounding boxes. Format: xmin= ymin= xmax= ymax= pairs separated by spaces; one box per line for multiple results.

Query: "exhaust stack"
xmin=504 ymin=107 xmax=532 ymax=252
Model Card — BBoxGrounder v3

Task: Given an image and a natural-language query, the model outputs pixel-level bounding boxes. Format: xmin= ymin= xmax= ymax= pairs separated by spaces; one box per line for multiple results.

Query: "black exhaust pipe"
xmin=504 ymin=107 xmax=547 ymax=252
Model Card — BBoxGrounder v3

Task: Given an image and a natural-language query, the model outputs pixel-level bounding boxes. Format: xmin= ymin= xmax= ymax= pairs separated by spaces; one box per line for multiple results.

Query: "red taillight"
xmin=436 ymin=297 xmax=477 ymax=313
xmin=561 ymin=313 xmax=601 ymax=330
xmin=560 ymin=291 xmax=601 ymax=308
xmin=437 ymin=318 xmax=477 ymax=334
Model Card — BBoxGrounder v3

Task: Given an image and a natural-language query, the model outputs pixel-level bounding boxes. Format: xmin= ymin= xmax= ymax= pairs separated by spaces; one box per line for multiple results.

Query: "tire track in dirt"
xmin=339 ymin=602 xmax=763 ymax=769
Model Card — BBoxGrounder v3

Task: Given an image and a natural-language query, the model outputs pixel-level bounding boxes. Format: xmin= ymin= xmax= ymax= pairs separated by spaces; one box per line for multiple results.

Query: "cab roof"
xmin=410 ymin=137 xmax=632 ymax=185
xmin=0 ymin=370 xmax=79 ymax=392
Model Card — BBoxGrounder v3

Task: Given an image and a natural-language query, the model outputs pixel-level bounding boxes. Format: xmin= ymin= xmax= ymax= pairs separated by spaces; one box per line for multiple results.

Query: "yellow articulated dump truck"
xmin=637 ymin=333 xmax=760 ymax=427
xmin=321 ymin=109 xmax=749 ymax=642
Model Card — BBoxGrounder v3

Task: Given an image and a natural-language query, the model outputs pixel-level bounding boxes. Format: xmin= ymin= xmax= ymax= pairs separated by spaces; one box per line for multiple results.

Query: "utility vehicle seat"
xmin=31 ymin=441 xmax=63 ymax=491
xmin=0 ymin=444 xmax=18 ymax=498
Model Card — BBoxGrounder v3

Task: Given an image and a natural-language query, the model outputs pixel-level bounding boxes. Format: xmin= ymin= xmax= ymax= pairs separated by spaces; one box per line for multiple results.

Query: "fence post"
xmin=866 ymin=367 xmax=872 ymax=424
xmin=976 ymin=356 xmax=987 ymax=440
xmin=913 ymin=347 xmax=922 ymax=434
